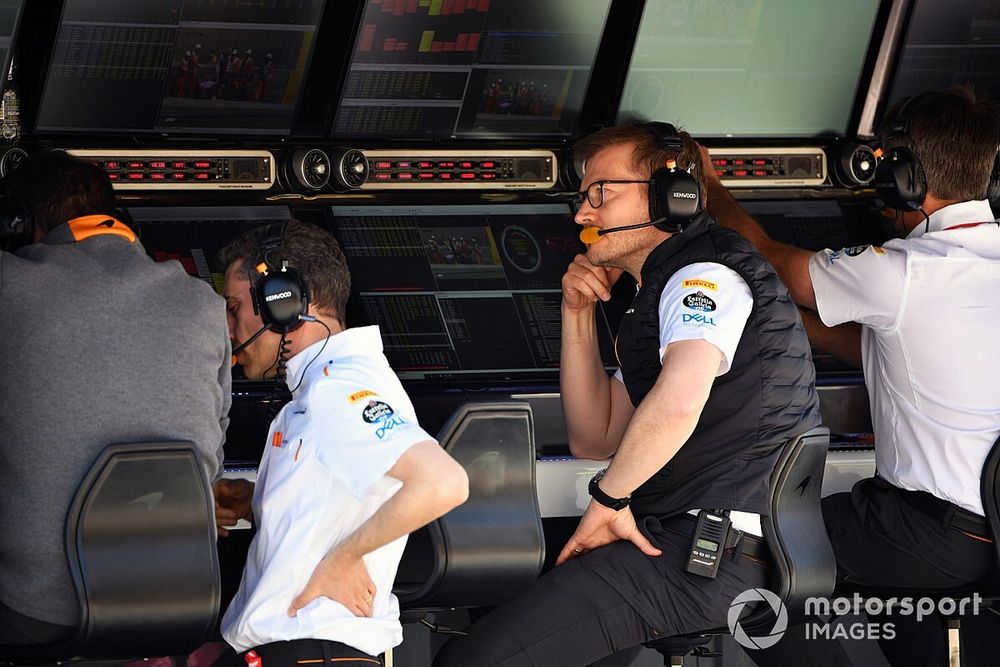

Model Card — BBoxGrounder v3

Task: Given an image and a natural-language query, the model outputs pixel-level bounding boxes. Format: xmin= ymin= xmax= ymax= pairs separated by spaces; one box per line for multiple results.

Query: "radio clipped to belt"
xmin=685 ymin=509 xmax=737 ymax=579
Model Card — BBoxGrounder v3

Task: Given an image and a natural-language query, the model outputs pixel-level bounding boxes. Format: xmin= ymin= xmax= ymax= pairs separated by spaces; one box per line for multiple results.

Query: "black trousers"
xmin=432 ymin=515 xmax=770 ymax=667
xmin=750 ymin=477 xmax=995 ymax=667
xmin=0 ymin=597 xmax=73 ymax=646
xmin=236 ymin=639 xmax=382 ymax=667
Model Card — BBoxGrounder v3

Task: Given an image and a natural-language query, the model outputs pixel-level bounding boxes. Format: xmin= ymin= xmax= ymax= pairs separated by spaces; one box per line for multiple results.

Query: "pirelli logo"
xmin=682 ymin=279 xmax=718 ymax=291
xmin=349 ymin=389 xmax=377 ymax=404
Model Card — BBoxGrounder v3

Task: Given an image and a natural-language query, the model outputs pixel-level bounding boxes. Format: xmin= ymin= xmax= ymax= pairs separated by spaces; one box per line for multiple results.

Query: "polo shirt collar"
xmin=285 ymin=325 xmax=384 ymax=393
xmin=906 ymin=199 xmax=995 ymax=239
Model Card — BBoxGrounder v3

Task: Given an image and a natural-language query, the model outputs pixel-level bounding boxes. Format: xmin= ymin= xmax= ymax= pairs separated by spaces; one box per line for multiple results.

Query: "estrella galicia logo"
xmin=682 ymin=313 xmax=716 ymax=326
xmin=728 ymin=588 xmax=788 ymax=650
xmin=362 ymin=400 xmax=407 ymax=440
xmin=362 ymin=400 xmax=394 ymax=423
xmin=683 ymin=291 xmax=717 ymax=312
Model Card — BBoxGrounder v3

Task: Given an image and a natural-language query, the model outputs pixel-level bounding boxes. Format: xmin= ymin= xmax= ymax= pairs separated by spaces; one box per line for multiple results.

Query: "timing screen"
xmin=331 ymin=204 xmax=617 ymax=380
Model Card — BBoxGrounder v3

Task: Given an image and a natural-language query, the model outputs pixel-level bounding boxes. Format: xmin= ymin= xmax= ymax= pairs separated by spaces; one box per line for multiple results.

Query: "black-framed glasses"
xmin=572 ymin=180 xmax=648 ymax=210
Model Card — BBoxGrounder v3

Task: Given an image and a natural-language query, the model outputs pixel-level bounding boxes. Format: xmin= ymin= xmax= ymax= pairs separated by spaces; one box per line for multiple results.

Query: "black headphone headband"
xmin=251 ymin=222 xmax=310 ymax=332
xmin=644 ymin=122 xmax=701 ymax=231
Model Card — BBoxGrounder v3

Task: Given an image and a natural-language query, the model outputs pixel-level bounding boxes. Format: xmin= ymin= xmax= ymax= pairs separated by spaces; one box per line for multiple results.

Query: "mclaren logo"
xmin=265 ymin=290 xmax=293 ymax=302
xmin=672 ymin=191 xmax=697 ymax=199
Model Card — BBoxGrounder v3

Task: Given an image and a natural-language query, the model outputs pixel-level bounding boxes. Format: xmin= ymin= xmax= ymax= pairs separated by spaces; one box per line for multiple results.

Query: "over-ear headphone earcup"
xmin=874 ymin=146 xmax=926 ymax=210
xmin=255 ymin=266 xmax=308 ymax=331
xmin=986 ymin=152 xmax=1000 ymax=202
xmin=649 ymin=166 xmax=701 ymax=231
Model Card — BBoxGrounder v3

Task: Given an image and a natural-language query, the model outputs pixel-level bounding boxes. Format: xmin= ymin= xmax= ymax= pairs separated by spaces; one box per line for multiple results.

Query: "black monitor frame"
xmin=27 ymin=0 xmax=333 ymax=139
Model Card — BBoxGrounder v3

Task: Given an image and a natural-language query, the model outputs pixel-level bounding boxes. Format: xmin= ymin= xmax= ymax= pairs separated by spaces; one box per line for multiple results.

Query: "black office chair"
xmin=394 ymin=401 xmax=546 ymax=616
xmin=0 ymin=442 xmax=221 ymax=663
xmin=836 ymin=433 xmax=1000 ymax=667
xmin=643 ymin=426 xmax=837 ymax=665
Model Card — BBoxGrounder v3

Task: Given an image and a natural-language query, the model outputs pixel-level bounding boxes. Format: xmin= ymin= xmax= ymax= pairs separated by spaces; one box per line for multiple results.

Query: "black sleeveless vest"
xmin=616 ymin=214 xmax=820 ymax=518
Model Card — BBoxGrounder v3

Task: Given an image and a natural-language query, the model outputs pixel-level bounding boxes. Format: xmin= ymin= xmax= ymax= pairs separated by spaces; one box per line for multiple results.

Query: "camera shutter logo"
xmin=728 ymin=588 xmax=788 ymax=649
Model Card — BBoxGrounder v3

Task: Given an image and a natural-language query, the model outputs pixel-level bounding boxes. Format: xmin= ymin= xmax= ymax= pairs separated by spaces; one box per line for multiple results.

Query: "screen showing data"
xmin=331 ymin=204 xmax=617 ymax=380
xmin=36 ymin=0 xmax=325 ymax=134
xmin=332 ymin=0 xmax=611 ymax=139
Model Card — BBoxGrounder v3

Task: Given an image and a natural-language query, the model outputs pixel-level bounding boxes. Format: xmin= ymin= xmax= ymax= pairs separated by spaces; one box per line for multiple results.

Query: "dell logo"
xmin=672 ymin=192 xmax=697 ymax=199
xmin=265 ymin=290 xmax=293 ymax=302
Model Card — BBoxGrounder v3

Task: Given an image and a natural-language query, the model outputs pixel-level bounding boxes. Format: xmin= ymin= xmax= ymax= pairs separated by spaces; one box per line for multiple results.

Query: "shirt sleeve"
xmin=808 ymin=243 xmax=907 ymax=330
xmin=657 ymin=262 xmax=753 ymax=376
xmin=312 ymin=381 xmax=434 ymax=501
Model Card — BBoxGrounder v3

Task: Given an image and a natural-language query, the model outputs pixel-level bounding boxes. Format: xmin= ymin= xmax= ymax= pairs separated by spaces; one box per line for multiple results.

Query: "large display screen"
xmin=35 ymin=0 xmax=326 ymax=135
xmin=886 ymin=0 xmax=1000 ymax=109
xmin=332 ymin=0 xmax=612 ymax=139
xmin=331 ymin=204 xmax=617 ymax=380
xmin=618 ymin=0 xmax=882 ymax=137
xmin=0 ymin=0 xmax=22 ymax=82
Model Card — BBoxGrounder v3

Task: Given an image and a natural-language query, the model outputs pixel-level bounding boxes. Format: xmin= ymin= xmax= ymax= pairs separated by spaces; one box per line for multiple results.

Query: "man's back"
xmin=0 ymin=227 xmax=231 ymax=627
xmin=861 ymin=220 xmax=1000 ymax=513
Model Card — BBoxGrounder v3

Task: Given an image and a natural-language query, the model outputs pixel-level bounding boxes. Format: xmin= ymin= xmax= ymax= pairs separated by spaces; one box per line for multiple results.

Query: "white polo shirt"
xmin=221 ymin=326 xmax=434 ymax=655
xmin=809 ymin=200 xmax=1000 ymax=515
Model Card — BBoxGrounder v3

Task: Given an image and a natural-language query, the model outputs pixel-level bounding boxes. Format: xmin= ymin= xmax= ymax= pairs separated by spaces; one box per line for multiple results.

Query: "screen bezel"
xmin=31 ymin=0 xmax=330 ymax=138
xmin=329 ymin=0 xmax=614 ymax=142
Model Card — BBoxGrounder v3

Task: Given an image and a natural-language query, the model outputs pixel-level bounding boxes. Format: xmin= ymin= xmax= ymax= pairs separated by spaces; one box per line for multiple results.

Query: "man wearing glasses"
xmin=433 ymin=124 xmax=820 ymax=666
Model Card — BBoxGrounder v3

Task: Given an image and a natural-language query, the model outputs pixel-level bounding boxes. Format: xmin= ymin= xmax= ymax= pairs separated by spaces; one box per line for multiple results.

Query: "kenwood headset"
xmin=250 ymin=223 xmax=310 ymax=332
xmin=875 ymin=91 xmax=1000 ymax=210
xmin=644 ymin=121 xmax=702 ymax=232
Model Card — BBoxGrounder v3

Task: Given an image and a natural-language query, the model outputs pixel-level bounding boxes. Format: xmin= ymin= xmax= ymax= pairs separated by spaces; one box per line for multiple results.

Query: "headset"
xmin=873 ymin=92 xmax=934 ymax=211
xmin=250 ymin=223 xmax=310 ymax=332
xmin=645 ymin=121 xmax=702 ymax=232
xmin=875 ymin=91 xmax=1000 ymax=209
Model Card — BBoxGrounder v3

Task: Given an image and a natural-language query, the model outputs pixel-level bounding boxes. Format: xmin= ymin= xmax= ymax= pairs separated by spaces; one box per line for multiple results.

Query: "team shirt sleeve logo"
xmin=682 ymin=278 xmax=718 ymax=291
xmin=680 ymin=288 xmax=718 ymax=327
xmin=348 ymin=389 xmax=377 ymax=404
xmin=361 ymin=399 xmax=409 ymax=440
xmin=682 ymin=291 xmax=717 ymax=312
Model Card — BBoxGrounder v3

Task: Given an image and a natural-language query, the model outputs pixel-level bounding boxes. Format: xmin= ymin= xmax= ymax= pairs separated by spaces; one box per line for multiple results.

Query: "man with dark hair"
xmin=433 ymin=124 xmax=821 ymax=666
xmin=700 ymin=86 xmax=1000 ymax=666
xmin=0 ymin=151 xmax=231 ymax=643
xmin=214 ymin=220 xmax=468 ymax=665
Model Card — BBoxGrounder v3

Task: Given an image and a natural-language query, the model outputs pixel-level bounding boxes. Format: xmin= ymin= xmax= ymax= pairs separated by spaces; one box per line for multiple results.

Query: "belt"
xmin=241 ymin=639 xmax=383 ymax=666
xmin=899 ymin=489 xmax=990 ymax=539
xmin=669 ymin=513 xmax=771 ymax=562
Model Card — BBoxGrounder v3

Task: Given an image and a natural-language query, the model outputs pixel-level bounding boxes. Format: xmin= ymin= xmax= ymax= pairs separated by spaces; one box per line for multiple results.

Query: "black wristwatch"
xmin=588 ymin=468 xmax=631 ymax=511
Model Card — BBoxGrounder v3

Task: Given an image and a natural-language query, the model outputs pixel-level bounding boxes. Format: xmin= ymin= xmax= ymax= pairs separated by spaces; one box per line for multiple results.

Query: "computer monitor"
xmin=0 ymin=0 xmax=22 ymax=83
xmin=332 ymin=0 xmax=612 ymax=139
xmin=884 ymin=0 xmax=1000 ymax=110
xmin=330 ymin=203 xmax=617 ymax=381
xmin=35 ymin=0 xmax=326 ymax=135
xmin=618 ymin=0 xmax=883 ymax=137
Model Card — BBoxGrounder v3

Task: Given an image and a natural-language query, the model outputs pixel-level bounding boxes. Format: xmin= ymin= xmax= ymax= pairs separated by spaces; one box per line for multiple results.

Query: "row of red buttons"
xmin=711 ymin=158 xmax=771 ymax=167
xmin=372 ymin=171 xmax=499 ymax=181
xmin=715 ymin=169 xmax=775 ymax=178
xmin=105 ymin=161 xmax=213 ymax=170
xmin=109 ymin=172 xmax=213 ymax=181
xmin=373 ymin=160 xmax=497 ymax=170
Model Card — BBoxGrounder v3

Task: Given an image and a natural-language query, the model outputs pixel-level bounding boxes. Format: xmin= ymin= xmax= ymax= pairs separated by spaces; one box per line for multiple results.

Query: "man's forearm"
xmin=799 ymin=307 xmax=863 ymax=368
xmin=705 ymin=181 xmax=774 ymax=252
xmin=560 ymin=305 xmax=617 ymax=459
xmin=337 ymin=472 xmax=465 ymax=561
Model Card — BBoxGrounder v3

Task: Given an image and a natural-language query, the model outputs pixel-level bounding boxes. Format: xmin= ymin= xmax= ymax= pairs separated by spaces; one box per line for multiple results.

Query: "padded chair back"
xmin=978 ymin=433 xmax=1000 ymax=592
xmin=751 ymin=426 xmax=836 ymax=628
xmin=396 ymin=402 xmax=545 ymax=610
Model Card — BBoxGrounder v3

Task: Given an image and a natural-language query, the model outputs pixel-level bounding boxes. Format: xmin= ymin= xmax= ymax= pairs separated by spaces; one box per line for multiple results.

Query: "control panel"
xmin=66 ymin=149 xmax=274 ymax=191
xmin=710 ymin=147 xmax=826 ymax=188
xmin=356 ymin=149 xmax=556 ymax=190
